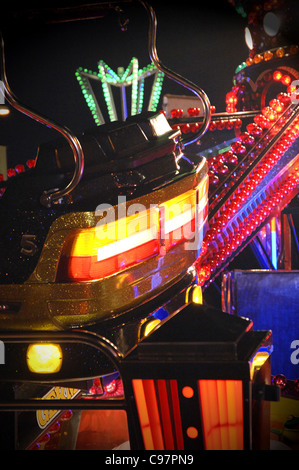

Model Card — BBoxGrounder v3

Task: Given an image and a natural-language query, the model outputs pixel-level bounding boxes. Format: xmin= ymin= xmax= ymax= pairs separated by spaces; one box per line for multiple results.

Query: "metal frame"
xmin=0 ymin=34 xmax=85 ymax=208
xmin=140 ymin=0 xmax=211 ymax=147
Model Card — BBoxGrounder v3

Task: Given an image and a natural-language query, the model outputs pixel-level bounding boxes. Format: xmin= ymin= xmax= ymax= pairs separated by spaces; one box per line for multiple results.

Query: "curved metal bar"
xmin=0 ymin=33 xmax=84 ymax=208
xmin=0 ymin=328 xmax=123 ymax=363
xmin=139 ymin=0 xmax=211 ymax=146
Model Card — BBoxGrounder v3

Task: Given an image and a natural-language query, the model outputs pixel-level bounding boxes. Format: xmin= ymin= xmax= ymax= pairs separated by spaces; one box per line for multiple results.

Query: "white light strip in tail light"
xmin=97 ymin=226 xmax=158 ymax=261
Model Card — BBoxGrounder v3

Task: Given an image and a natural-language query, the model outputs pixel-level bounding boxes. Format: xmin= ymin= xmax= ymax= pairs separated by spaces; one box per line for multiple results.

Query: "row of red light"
xmin=0 ymin=159 xmax=36 ymax=196
xmin=208 ymin=92 xmax=292 ymax=202
xmin=170 ymin=106 xmax=239 ymax=135
xmin=209 ymin=95 xmax=297 ymax=226
xmin=170 ymin=106 xmax=216 ymax=118
xmin=0 ymin=159 xmax=36 ymax=181
xmin=226 ymin=68 xmax=295 ymax=114
xmin=208 ymin=118 xmax=242 ymax=132
xmin=172 ymin=117 xmax=243 ymax=135
xmin=197 ymin=93 xmax=299 ymax=286
xmin=197 ymin=165 xmax=299 ymax=287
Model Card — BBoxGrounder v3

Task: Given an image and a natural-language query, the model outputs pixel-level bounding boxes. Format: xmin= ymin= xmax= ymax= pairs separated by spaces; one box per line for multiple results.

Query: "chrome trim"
xmin=0 ymin=33 xmax=84 ymax=207
xmin=139 ymin=0 xmax=211 ymax=146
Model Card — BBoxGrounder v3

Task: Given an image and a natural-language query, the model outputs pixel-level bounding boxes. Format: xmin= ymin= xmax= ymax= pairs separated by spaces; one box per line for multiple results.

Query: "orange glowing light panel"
xmin=198 ymin=380 xmax=244 ymax=450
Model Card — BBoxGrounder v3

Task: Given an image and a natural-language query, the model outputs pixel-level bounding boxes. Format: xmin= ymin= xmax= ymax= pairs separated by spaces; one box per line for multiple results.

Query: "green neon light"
xmin=75 ymin=69 xmax=104 ymax=125
xmin=147 ymin=70 xmax=163 ymax=112
xmin=98 ymin=62 xmax=118 ymax=122
xmin=138 ymin=78 xmax=145 ymax=114
xmin=76 ymin=58 xmax=164 ymax=125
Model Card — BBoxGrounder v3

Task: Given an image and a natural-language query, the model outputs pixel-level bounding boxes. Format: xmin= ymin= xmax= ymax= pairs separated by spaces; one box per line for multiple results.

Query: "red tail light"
xmin=132 ymin=379 xmax=184 ymax=450
xmin=56 ymin=178 xmax=208 ymax=282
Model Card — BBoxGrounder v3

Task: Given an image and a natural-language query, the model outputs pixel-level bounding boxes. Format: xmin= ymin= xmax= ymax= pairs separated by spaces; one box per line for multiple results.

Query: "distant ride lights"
xmin=226 ymin=65 xmax=299 ymax=114
xmin=196 ymin=90 xmax=299 ymax=288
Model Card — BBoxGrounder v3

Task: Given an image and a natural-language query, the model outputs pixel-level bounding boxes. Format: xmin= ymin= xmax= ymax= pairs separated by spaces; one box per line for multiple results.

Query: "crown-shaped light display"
xmin=76 ymin=57 xmax=164 ymax=125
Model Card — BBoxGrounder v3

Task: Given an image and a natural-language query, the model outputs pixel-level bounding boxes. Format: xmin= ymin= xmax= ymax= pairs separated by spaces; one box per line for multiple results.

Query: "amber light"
xmin=26 ymin=344 xmax=63 ymax=374
xmin=202 ymin=89 xmax=299 ymax=287
xmin=198 ymin=380 xmax=244 ymax=450
xmin=250 ymin=350 xmax=270 ymax=379
xmin=141 ymin=318 xmax=161 ymax=338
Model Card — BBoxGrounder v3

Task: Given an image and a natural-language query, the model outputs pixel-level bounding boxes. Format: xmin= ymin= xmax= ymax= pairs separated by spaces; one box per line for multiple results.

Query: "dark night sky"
xmin=1 ymin=2 xmax=250 ymax=167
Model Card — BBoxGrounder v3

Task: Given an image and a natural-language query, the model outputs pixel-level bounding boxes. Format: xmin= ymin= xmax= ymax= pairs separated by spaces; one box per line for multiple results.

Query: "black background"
xmin=0 ymin=1 xmax=249 ymax=167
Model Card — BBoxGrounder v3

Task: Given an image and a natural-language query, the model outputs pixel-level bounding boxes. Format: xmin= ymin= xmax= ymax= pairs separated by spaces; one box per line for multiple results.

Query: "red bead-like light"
xmin=7 ymin=168 xmax=16 ymax=178
xmin=26 ymin=159 xmax=36 ymax=168
xmin=170 ymin=108 xmax=183 ymax=118
xmin=209 ymin=121 xmax=217 ymax=131
xmin=269 ymin=99 xmax=285 ymax=113
xmin=15 ymin=164 xmax=25 ymax=173
xmin=187 ymin=107 xmax=200 ymax=116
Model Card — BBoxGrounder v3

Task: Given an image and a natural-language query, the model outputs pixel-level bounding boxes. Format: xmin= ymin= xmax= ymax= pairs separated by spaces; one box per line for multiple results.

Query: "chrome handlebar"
xmin=139 ymin=0 xmax=211 ymax=146
xmin=0 ymin=34 xmax=84 ymax=208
